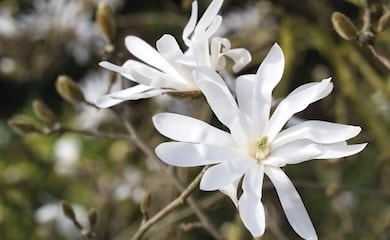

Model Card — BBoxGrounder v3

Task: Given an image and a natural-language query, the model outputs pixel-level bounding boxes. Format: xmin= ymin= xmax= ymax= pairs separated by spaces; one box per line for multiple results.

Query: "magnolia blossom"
xmin=96 ymin=0 xmax=251 ymax=108
xmin=153 ymin=43 xmax=366 ymax=239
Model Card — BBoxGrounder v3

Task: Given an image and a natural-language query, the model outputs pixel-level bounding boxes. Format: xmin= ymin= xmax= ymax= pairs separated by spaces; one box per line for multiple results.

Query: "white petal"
xmin=99 ymin=61 xmax=134 ymax=80
xmin=198 ymin=16 xmax=222 ymax=41
xmin=289 ymin=78 xmax=333 ymax=103
xmin=242 ymin=164 xmax=264 ymax=198
xmin=155 ymin=142 xmax=241 ymax=167
xmin=95 ymin=95 xmax=125 ymax=108
xmin=110 ymin=88 xmax=168 ymax=100
xmin=152 ymin=113 xmax=236 ymax=147
xmin=193 ymin=67 xmax=240 ymax=128
xmin=265 ymin=167 xmax=317 ymax=240
xmin=236 ymin=74 xmax=256 ymax=120
xmin=125 ymin=36 xmax=181 ymax=79
xmin=107 ymin=84 xmax=155 ymax=99
xmin=156 ymin=34 xmax=183 ymax=61
xmin=194 ymin=0 xmax=223 ymax=35
xmin=272 ymin=120 xmax=362 ymax=149
xmin=315 ymin=142 xmax=367 ymax=159
xmin=194 ymin=67 xmax=251 ymax=147
xmin=182 ymin=1 xmax=198 ymax=45
xmin=266 ymin=78 xmax=333 ymax=141
xmin=252 ymin=43 xmax=285 ymax=136
xmin=221 ymin=48 xmax=252 ymax=72
xmin=95 ymin=85 xmax=156 ymax=108
xmin=263 ymin=140 xmax=323 ymax=167
xmin=238 ymin=165 xmax=266 ymax=237
xmin=200 ymin=155 xmax=251 ymax=191
xmin=210 ymin=37 xmax=230 ymax=70
xmin=129 ymin=61 xmax=190 ymax=90
xmin=219 ymin=179 xmax=240 ymax=207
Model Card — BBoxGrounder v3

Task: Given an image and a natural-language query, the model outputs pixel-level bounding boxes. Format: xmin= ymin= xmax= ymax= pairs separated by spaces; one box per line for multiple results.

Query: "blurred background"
xmin=0 ymin=0 xmax=389 ymax=239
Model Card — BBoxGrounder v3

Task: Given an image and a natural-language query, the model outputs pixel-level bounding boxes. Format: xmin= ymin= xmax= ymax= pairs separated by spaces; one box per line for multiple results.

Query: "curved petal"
xmin=153 ymin=113 xmax=236 ymax=147
xmin=265 ymin=167 xmax=317 ymax=240
xmin=266 ymin=78 xmax=333 ymax=141
xmin=315 ymin=142 xmax=367 ymax=159
xmin=182 ymin=1 xmax=198 ymax=45
xmin=289 ymin=79 xmax=333 ymax=103
xmin=200 ymin=155 xmax=251 ymax=191
xmin=272 ymin=120 xmax=362 ymax=149
xmin=194 ymin=0 xmax=223 ymax=35
xmin=155 ymin=142 xmax=241 ymax=167
xmin=219 ymin=179 xmax=240 ymax=207
xmin=252 ymin=43 xmax=285 ymax=136
xmin=210 ymin=37 xmax=230 ymax=70
xmin=95 ymin=95 xmax=125 ymax=108
xmin=99 ymin=61 xmax=134 ymax=81
xmin=222 ymin=48 xmax=252 ymax=72
xmin=263 ymin=140 xmax=323 ymax=167
xmin=125 ymin=36 xmax=181 ymax=79
xmin=238 ymin=165 xmax=265 ymax=237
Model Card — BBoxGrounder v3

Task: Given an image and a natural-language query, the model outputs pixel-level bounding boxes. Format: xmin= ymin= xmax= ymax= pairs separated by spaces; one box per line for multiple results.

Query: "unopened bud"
xmin=8 ymin=118 xmax=39 ymax=135
xmin=61 ymin=200 xmax=77 ymax=222
xmin=88 ymin=208 xmax=98 ymax=227
xmin=96 ymin=2 xmax=116 ymax=43
xmin=331 ymin=12 xmax=358 ymax=40
xmin=378 ymin=12 xmax=390 ymax=32
xmin=140 ymin=192 xmax=151 ymax=215
xmin=32 ymin=100 xmax=56 ymax=124
xmin=56 ymin=75 xmax=85 ymax=104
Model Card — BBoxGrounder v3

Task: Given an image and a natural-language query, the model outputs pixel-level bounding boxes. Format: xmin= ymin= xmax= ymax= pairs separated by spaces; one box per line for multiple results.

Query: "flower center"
xmin=251 ymin=136 xmax=270 ymax=162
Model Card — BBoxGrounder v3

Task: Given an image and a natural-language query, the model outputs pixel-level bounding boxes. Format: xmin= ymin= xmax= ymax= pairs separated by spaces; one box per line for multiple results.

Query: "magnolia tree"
xmin=4 ymin=0 xmax=390 ymax=239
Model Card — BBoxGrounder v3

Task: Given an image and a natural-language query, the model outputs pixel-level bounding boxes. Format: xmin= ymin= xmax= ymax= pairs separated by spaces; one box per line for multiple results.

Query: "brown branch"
xmin=367 ymin=44 xmax=390 ymax=70
xmin=131 ymin=166 xmax=209 ymax=240
xmin=60 ymin=126 xmax=132 ymax=140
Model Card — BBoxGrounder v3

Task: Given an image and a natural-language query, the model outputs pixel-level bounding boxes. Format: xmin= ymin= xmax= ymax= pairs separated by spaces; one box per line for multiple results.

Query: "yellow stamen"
xmin=251 ymin=136 xmax=270 ymax=161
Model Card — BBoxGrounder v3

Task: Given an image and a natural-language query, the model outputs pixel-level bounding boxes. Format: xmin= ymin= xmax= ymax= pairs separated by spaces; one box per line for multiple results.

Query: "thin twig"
xmin=60 ymin=126 xmax=132 ymax=140
xmin=367 ymin=45 xmax=390 ymax=70
xmin=131 ymin=166 xmax=209 ymax=240
xmin=114 ymin=109 xmax=224 ymax=240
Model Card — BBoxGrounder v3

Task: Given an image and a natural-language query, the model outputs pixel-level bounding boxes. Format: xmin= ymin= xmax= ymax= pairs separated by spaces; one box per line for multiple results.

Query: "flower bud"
xmin=88 ymin=208 xmax=98 ymax=227
xmin=8 ymin=118 xmax=39 ymax=135
xmin=377 ymin=11 xmax=390 ymax=32
xmin=56 ymin=75 xmax=85 ymax=104
xmin=61 ymin=200 xmax=77 ymax=222
xmin=140 ymin=192 xmax=151 ymax=216
xmin=331 ymin=12 xmax=358 ymax=40
xmin=32 ymin=100 xmax=56 ymax=124
xmin=96 ymin=2 xmax=116 ymax=43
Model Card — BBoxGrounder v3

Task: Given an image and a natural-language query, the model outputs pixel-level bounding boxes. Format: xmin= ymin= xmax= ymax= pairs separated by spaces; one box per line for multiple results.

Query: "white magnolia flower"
xmin=153 ymin=43 xmax=366 ymax=239
xmin=96 ymin=0 xmax=251 ymax=108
